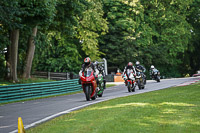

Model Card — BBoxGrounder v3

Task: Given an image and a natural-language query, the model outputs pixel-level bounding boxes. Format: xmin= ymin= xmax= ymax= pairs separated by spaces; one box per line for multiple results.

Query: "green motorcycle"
xmin=97 ymin=73 xmax=105 ymax=97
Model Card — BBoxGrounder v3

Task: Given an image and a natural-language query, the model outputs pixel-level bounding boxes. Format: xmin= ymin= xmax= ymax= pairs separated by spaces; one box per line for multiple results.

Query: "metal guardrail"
xmin=0 ymin=79 xmax=81 ymax=103
xmin=32 ymin=71 xmax=79 ymax=80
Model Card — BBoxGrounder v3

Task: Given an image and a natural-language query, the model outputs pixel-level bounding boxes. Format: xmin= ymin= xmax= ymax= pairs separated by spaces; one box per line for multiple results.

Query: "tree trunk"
xmin=23 ymin=26 xmax=38 ymax=79
xmin=10 ymin=29 xmax=19 ymax=82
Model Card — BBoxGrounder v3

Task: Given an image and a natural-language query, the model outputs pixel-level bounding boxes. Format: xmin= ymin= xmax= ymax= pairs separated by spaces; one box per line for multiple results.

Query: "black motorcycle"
xmin=135 ymin=68 xmax=146 ymax=89
xmin=151 ymin=69 xmax=160 ymax=82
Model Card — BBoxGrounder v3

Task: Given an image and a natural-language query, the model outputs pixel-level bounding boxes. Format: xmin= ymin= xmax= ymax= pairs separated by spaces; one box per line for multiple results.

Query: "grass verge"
xmin=106 ymin=84 xmax=116 ymax=88
xmin=0 ymin=78 xmax=55 ymax=86
xmin=27 ymin=82 xmax=200 ymax=133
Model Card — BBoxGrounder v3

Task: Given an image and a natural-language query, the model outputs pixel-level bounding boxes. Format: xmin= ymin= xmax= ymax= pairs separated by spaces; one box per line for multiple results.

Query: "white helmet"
xmin=151 ymin=65 xmax=154 ymax=69
xmin=136 ymin=61 xmax=140 ymax=65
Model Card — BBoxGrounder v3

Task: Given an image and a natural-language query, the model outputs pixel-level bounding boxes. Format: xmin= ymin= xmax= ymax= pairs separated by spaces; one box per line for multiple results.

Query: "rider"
xmin=135 ymin=61 xmax=146 ymax=84
xmin=94 ymin=61 xmax=106 ymax=89
xmin=79 ymin=57 xmax=99 ymax=86
xmin=122 ymin=62 xmax=136 ymax=86
xmin=149 ymin=65 xmax=159 ymax=78
xmin=80 ymin=57 xmax=95 ymax=72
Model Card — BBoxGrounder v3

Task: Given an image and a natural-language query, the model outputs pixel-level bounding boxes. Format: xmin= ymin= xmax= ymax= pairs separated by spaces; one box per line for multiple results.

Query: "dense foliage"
xmin=0 ymin=0 xmax=199 ymax=80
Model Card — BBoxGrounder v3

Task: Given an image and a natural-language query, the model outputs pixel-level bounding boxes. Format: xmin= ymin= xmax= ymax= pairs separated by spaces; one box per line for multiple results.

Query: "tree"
xmin=33 ymin=0 xmax=108 ymax=73
xmin=180 ymin=0 xmax=200 ymax=76
xmin=99 ymin=0 xmax=148 ymax=70
xmin=0 ymin=0 xmax=23 ymax=82
xmin=22 ymin=0 xmax=56 ymax=78
xmin=99 ymin=0 xmax=193 ymax=77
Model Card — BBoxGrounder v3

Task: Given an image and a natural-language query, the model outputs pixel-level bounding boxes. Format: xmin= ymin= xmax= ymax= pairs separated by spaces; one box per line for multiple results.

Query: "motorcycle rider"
xmin=122 ymin=62 xmax=136 ymax=86
xmin=94 ymin=61 xmax=106 ymax=89
xmin=150 ymin=65 xmax=159 ymax=78
xmin=79 ymin=57 xmax=99 ymax=88
xmin=135 ymin=61 xmax=146 ymax=84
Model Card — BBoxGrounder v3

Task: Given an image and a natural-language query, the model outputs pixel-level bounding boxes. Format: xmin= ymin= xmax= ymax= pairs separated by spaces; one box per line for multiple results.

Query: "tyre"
xmin=127 ymin=82 xmax=131 ymax=92
xmin=98 ymin=91 xmax=103 ymax=97
xmin=142 ymin=86 xmax=145 ymax=89
xmin=85 ymin=85 xmax=90 ymax=101
xmin=91 ymin=89 xmax=97 ymax=100
xmin=142 ymin=78 xmax=145 ymax=89
xmin=137 ymin=79 xmax=142 ymax=90
xmin=98 ymin=83 xmax=104 ymax=97
xmin=91 ymin=93 xmax=96 ymax=100
xmin=144 ymin=78 xmax=146 ymax=85
xmin=157 ymin=77 xmax=160 ymax=82
xmin=132 ymin=85 xmax=135 ymax=92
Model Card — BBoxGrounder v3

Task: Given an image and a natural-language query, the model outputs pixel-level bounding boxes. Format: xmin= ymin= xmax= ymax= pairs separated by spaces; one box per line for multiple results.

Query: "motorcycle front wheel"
xmin=156 ymin=76 xmax=160 ymax=82
xmin=98 ymin=91 xmax=103 ymax=97
xmin=137 ymin=79 xmax=142 ymax=90
xmin=127 ymin=82 xmax=131 ymax=92
xmin=132 ymin=84 xmax=135 ymax=92
xmin=85 ymin=85 xmax=90 ymax=101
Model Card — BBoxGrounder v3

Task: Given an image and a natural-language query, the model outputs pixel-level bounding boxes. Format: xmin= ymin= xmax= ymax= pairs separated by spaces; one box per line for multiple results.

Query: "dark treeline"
xmin=0 ymin=0 xmax=199 ymax=82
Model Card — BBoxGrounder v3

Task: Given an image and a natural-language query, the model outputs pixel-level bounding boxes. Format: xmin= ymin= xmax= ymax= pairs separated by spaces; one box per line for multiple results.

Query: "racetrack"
xmin=0 ymin=77 xmax=199 ymax=133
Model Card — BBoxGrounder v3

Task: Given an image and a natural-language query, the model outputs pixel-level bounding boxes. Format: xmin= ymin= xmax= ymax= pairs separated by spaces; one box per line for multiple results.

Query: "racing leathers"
xmin=135 ymin=65 xmax=146 ymax=84
xmin=79 ymin=62 xmax=99 ymax=84
xmin=122 ymin=65 xmax=136 ymax=86
xmin=96 ymin=64 xmax=106 ymax=89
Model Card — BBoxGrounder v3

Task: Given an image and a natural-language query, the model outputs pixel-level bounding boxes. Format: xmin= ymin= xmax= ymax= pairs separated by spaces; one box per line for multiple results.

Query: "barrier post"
xmin=18 ymin=117 xmax=25 ymax=133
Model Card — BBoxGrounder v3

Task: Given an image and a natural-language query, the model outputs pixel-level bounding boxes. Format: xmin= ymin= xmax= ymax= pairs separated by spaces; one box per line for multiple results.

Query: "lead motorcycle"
xmin=151 ymin=69 xmax=160 ymax=82
xmin=80 ymin=67 xmax=98 ymax=101
xmin=124 ymin=69 xmax=136 ymax=92
xmin=135 ymin=68 xmax=145 ymax=90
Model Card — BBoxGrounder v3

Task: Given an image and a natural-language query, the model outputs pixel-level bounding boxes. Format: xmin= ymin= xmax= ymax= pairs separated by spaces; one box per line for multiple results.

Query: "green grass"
xmin=106 ymin=84 xmax=116 ymax=88
xmin=0 ymin=78 xmax=55 ymax=86
xmin=27 ymin=82 xmax=200 ymax=133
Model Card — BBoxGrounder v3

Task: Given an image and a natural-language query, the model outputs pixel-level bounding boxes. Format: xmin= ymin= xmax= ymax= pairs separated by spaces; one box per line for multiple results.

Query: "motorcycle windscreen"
xmin=153 ymin=69 xmax=158 ymax=74
xmin=84 ymin=67 xmax=93 ymax=77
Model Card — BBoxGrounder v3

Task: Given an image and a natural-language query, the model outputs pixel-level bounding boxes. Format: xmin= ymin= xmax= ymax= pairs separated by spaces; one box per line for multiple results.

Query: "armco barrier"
xmin=0 ymin=79 xmax=81 ymax=103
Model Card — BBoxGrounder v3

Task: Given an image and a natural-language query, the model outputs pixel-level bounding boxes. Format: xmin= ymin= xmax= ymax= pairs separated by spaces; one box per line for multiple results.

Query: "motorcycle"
xmin=151 ymin=69 xmax=160 ymax=82
xmin=135 ymin=68 xmax=145 ymax=90
xmin=96 ymin=73 xmax=105 ymax=97
xmin=80 ymin=67 xmax=98 ymax=101
xmin=124 ymin=69 xmax=136 ymax=92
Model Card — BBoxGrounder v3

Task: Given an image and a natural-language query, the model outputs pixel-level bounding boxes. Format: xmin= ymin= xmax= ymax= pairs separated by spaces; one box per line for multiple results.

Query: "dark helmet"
xmin=84 ymin=57 xmax=91 ymax=65
xmin=128 ymin=62 xmax=133 ymax=67
xmin=136 ymin=61 xmax=140 ymax=66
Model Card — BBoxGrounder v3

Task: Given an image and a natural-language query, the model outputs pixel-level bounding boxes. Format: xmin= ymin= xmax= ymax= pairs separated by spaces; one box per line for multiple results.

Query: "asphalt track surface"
xmin=0 ymin=77 xmax=200 ymax=133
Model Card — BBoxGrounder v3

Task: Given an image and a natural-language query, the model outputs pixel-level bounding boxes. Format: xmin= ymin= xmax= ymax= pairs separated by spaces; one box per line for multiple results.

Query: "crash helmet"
xmin=128 ymin=62 xmax=133 ymax=66
xmin=151 ymin=65 xmax=154 ymax=69
xmin=84 ymin=57 xmax=91 ymax=66
xmin=136 ymin=61 xmax=140 ymax=66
